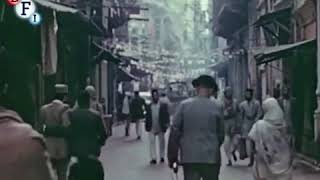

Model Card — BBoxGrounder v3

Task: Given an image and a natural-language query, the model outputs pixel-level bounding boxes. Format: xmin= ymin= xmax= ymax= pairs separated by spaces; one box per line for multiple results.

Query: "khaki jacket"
xmin=40 ymin=100 xmax=70 ymax=159
xmin=0 ymin=107 xmax=55 ymax=180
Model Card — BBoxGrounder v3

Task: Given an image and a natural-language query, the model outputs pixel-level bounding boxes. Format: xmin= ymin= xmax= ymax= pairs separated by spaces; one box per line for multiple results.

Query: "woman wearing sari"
xmin=249 ymin=98 xmax=293 ymax=180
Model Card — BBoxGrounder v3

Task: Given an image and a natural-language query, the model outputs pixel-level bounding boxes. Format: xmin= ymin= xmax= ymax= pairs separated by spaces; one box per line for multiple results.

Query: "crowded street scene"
xmin=1 ymin=0 xmax=320 ymax=180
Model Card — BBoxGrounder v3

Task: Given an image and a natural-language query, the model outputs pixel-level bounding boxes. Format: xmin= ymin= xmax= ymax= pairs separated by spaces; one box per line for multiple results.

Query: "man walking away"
xmin=145 ymin=89 xmax=170 ymax=164
xmin=72 ymin=86 xmax=103 ymax=114
xmin=40 ymin=84 xmax=71 ymax=180
xmin=130 ymin=91 xmax=146 ymax=140
xmin=100 ymin=97 xmax=113 ymax=137
xmin=239 ymin=88 xmax=262 ymax=167
xmin=160 ymin=92 xmax=172 ymax=114
xmin=160 ymin=92 xmax=171 ymax=105
xmin=168 ymin=75 xmax=224 ymax=180
xmin=123 ymin=92 xmax=131 ymax=136
xmin=278 ymin=87 xmax=294 ymax=148
xmin=0 ymin=74 xmax=55 ymax=180
xmin=85 ymin=86 xmax=104 ymax=116
xmin=222 ymin=87 xmax=240 ymax=166
xmin=84 ymin=86 xmax=109 ymax=137
xmin=68 ymin=91 xmax=107 ymax=180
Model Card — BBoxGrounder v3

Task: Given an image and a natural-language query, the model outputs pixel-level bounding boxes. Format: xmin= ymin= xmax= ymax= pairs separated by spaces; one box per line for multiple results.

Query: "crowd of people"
xmin=0 ymin=79 xmax=108 ymax=180
xmin=40 ymin=84 xmax=108 ymax=180
xmin=0 ymin=73 xmax=294 ymax=180
xmin=167 ymin=75 xmax=293 ymax=180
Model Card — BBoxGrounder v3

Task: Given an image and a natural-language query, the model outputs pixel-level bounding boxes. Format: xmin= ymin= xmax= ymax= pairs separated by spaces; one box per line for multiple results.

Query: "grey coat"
xmin=168 ymin=97 xmax=224 ymax=164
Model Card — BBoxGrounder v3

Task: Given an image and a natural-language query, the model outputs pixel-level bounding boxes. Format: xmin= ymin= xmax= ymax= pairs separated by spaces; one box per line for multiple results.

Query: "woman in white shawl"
xmin=249 ymin=98 xmax=293 ymax=180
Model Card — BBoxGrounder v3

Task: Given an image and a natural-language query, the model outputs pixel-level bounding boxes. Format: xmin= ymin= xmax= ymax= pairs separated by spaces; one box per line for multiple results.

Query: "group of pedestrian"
xmin=120 ymin=89 xmax=171 ymax=164
xmin=0 ymin=77 xmax=108 ymax=180
xmin=40 ymin=84 xmax=108 ymax=180
xmin=0 ymin=69 xmax=294 ymax=180
xmin=167 ymin=74 xmax=293 ymax=180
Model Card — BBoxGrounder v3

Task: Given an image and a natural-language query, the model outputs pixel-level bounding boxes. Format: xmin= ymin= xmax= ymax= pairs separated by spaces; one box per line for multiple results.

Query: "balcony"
xmin=214 ymin=0 xmax=248 ymax=39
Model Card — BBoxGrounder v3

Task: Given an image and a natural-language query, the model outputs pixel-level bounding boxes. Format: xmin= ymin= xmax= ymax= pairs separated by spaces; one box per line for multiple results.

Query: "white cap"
xmin=85 ymin=85 xmax=96 ymax=97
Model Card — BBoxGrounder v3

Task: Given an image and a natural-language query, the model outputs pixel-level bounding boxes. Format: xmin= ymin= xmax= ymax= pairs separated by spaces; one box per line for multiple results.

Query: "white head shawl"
xmin=250 ymin=98 xmax=292 ymax=176
xmin=262 ymin=98 xmax=285 ymax=127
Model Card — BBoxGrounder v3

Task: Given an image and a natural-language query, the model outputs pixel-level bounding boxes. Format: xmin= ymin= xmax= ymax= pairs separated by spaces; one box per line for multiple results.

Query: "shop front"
xmin=254 ymin=39 xmax=320 ymax=161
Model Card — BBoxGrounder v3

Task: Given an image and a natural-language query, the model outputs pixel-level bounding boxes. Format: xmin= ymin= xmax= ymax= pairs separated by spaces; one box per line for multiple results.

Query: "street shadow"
xmin=141 ymin=163 xmax=169 ymax=172
xmin=225 ymin=164 xmax=250 ymax=170
xmin=123 ymin=138 xmax=143 ymax=143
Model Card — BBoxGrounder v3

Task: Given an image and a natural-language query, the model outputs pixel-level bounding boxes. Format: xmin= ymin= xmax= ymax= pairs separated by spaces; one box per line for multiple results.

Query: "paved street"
xmin=100 ymin=124 xmax=320 ymax=180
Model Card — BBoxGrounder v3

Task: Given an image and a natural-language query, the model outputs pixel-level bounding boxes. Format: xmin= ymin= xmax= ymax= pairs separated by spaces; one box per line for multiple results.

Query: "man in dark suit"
xmin=145 ymin=89 xmax=170 ymax=165
xmin=67 ymin=91 xmax=107 ymax=180
xmin=68 ymin=91 xmax=107 ymax=158
xmin=129 ymin=91 xmax=146 ymax=140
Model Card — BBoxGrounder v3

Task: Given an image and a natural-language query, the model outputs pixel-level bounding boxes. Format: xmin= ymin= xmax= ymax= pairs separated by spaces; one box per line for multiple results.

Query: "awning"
xmin=35 ymin=0 xmax=104 ymax=36
xmin=34 ymin=0 xmax=78 ymax=13
xmin=117 ymin=55 xmax=139 ymax=66
xmin=119 ymin=55 xmax=140 ymax=62
xmin=254 ymin=8 xmax=291 ymax=27
xmin=214 ymin=2 xmax=247 ymax=38
xmin=130 ymin=66 xmax=151 ymax=78
xmin=118 ymin=68 xmax=140 ymax=82
xmin=254 ymin=38 xmax=316 ymax=65
xmin=92 ymin=42 xmax=122 ymax=64
xmin=59 ymin=13 xmax=104 ymax=36
xmin=209 ymin=60 xmax=229 ymax=71
xmin=254 ymin=7 xmax=291 ymax=40
xmin=209 ymin=60 xmax=229 ymax=78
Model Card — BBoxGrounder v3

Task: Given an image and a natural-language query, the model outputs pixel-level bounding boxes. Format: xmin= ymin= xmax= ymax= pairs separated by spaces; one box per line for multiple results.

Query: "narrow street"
xmin=100 ymin=124 xmax=320 ymax=180
xmin=2 ymin=1 xmax=320 ymax=180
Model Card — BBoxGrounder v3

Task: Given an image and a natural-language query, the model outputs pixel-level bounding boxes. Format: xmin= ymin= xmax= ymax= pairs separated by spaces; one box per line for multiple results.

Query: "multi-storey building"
xmin=213 ymin=0 xmax=249 ymax=101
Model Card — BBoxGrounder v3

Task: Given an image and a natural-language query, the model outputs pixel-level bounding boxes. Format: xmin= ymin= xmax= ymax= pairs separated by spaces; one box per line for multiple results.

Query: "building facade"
xmin=213 ymin=0 xmax=249 ymax=101
xmin=213 ymin=0 xmax=320 ymax=162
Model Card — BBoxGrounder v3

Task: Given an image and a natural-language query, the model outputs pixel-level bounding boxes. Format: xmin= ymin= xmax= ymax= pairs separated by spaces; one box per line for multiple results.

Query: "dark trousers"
xmin=51 ymin=158 xmax=69 ymax=180
xmin=68 ymin=157 xmax=104 ymax=180
xmin=183 ymin=164 xmax=220 ymax=180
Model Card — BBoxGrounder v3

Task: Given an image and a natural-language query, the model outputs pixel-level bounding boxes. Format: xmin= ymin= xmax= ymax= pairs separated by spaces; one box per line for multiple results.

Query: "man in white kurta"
xmin=239 ymin=88 xmax=262 ymax=167
xmin=222 ymin=87 xmax=239 ymax=166
xmin=123 ymin=93 xmax=131 ymax=136
xmin=150 ymin=100 xmax=165 ymax=162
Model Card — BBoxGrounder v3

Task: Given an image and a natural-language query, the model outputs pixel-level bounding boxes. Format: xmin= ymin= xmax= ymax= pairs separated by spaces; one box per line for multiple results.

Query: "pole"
xmin=316 ymin=0 xmax=320 ymax=94
xmin=86 ymin=3 xmax=92 ymax=86
xmin=314 ymin=0 xmax=320 ymax=142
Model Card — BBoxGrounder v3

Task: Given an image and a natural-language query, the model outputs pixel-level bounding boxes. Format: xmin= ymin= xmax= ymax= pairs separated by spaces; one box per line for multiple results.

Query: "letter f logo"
xmin=14 ymin=0 xmax=36 ymax=19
